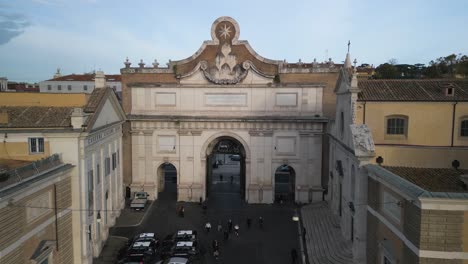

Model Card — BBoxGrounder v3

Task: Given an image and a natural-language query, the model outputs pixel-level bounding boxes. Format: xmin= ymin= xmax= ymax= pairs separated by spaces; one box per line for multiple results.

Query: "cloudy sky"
xmin=1 ymin=0 xmax=467 ymax=82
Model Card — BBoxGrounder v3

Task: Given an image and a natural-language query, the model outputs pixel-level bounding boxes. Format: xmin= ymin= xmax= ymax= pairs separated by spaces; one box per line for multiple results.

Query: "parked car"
xmin=120 ymin=240 xmax=157 ymax=264
xmin=173 ymin=230 xmax=197 ymax=242
xmin=171 ymin=241 xmax=199 ymax=258
xmin=130 ymin=191 xmax=149 ymax=210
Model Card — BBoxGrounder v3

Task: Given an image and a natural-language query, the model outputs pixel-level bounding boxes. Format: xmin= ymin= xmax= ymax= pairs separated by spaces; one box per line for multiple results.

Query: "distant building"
xmin=0 ymin=72 xmax=126 ymax=263
xmin=0 ymin=155 xmax=75 ymax=264
xmin=39 ymin=69 xmax=122 ymax=95
xmin=5 ymin=82 xmax=40 ymax=92
xmin=366 ymin=165 xmax=468 ymax=264
xmin=0 ymin=77 xmax=7 ymax=91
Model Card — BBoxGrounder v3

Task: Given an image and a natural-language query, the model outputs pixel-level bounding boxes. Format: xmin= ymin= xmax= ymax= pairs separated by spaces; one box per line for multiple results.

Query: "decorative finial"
xmin=166 ymin=59 xmax=172 ymax=67
xmin=353 ymin=58 xmax=358 ymax=68
xmin=347 ymin=40 xmax=351 ymax=53
xmin=124 ymin=57 xmax=131 ymax=68
xmin=138 ymin=59 xmax=145 ymax=68
xmin=298 ymin=59 xmax=303 ymax=66
xmin=152 ymin=59 xmax=159 ymax=68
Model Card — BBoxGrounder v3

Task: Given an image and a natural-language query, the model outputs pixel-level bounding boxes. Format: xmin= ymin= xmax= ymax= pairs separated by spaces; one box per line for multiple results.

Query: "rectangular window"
xmin=386 ymin=118 xmax=406 ymax=135
xmin=105 ymin=157 xmax=110 ymax=176
xmin=383 ymin=191 xmax=401 ymax=223
xmin=47 ymin=85 xmax=51 ymax=90
xmin=88 ymin=170 xmax=94 ymax=216
xmin=84 ymin=85 xmax=88 ymax=91
xmin=96 ymin=164 xmax=100 ymax=184
xmin=29 ymin=138 xmax=45 ymax=153
xmin=57 ymin=85 xmax=62 ymax=90
xmin=67 ymin=85 xmax=72 ymax=91
xmin=112 ymin=153 xmax=117 ymax=170
xmin=461 ymin=120 xmax=468 ymax=137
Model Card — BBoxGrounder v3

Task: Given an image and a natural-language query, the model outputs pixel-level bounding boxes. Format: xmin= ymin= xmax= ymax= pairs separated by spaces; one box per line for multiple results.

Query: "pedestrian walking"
xmin=259 ymin=216 xmax=264 ymax=229
xmin=212 ymin=239 xmax=219 ymax=252
xmin=234 ymin=224 xmax=239 ymax=236
xmin=246 ymin=217 xmax=252 ymax=229
xmin=199 ymin=197 xmax=202 ymax=205
xmin=217 ymin=221 xmax=223 ymax=232
xmin=205 ymin=222 xmax=212 ymax=233
xmin=223 ymin=230 xmax=229 ymax=241
xmin=213 ymin=249 xmax=219 ymax=259
xmin=230 ymin=175 xmax=234 ymax=184
xmin=291 ymin=248 xmax=298 ymax=264
xmin=228 ymin=219 xmax=233 ymax=233
xmin=219 ymin=173 xmax=223 ymax=182
xmin=178 ymin=205 xmax=185 ymax=217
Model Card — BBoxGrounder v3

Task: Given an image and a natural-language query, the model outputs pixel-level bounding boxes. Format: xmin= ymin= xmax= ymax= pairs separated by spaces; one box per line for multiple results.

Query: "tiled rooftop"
xmin=383 ymin=166 xmax=468 ymax=193
xmin=0 ymin=106 xmax=74 ymax=128
xmin=358 ymin=79 xmax=468 ymax=101
xmin=47 ymin=74 xmax=121 ymax=82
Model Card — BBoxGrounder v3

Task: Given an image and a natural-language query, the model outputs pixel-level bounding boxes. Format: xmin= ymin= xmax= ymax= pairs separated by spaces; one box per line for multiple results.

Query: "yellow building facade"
xmin=355 ymin=80 xmax=468 ymax=169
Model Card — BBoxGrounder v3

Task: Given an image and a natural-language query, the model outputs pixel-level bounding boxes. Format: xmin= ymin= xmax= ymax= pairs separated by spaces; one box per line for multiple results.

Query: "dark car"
xmin=121 ymin=233 xmax=159 ymax=263
xmin=171 ymin=241 xmax=199 ymax=258
xmin=173 ymin=230 xmax=197 ymax=242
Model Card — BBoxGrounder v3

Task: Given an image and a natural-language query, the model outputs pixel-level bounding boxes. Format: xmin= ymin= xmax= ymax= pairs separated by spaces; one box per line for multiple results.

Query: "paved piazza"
xmin=109 ymin=175 xmax=300 ymax=263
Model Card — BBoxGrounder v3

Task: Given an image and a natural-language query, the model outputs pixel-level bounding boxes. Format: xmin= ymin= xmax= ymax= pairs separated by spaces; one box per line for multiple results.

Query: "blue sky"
xmin=1 ymin=0 xmax=467 ymax=82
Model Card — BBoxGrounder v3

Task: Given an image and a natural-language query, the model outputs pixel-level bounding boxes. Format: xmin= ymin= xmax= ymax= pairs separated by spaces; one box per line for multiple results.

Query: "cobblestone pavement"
xmin=301 ymin=202 xmax=353 ymax=264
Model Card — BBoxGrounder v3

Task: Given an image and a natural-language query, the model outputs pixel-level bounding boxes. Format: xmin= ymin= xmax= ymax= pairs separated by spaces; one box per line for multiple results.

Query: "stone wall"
xmin=0 ymin=176 xmax=73 ymax=264
xmin=420 ymin=209 xmax=464 ymax=252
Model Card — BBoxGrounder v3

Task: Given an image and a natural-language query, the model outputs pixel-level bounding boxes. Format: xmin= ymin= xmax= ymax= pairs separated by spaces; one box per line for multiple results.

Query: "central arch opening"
xmin=206 ymin=137 xmax=246 ymax=201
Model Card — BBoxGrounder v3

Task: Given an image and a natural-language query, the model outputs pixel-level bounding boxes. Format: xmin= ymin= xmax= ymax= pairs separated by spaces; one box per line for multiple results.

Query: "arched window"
xmin=385 ymin=115 xmax=408 ymax=136
xmin=461 ymin=120 xmax=468 ymax=137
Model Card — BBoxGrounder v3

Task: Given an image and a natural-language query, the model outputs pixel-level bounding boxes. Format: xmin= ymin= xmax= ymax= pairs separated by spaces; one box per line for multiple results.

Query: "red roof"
xmin=46 ymin=74 xmax=121 ymax=82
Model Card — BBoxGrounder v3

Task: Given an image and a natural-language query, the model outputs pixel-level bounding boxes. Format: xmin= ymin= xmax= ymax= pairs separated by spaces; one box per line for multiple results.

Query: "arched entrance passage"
xmin=157 ymin=163 xmax=177 ymax=201
xmin=205 ymin=137 xmax=246 ymax=201
xmin=274 ymin=165 xmax=296 ymax=203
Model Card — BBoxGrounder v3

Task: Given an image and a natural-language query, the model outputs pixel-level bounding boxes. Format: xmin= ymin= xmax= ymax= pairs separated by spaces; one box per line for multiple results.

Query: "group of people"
xmin=203 ymin=216 xmax=265 ymax=259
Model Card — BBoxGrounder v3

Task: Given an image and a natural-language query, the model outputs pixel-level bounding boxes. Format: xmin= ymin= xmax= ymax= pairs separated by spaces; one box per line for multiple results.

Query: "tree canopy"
xmin=373 ymin=53 xmax=468 ymax=79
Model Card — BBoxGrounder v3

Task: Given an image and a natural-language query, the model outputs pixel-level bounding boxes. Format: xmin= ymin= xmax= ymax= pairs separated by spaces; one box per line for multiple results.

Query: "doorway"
xmin=157 ymin=163 xmax=177 ymax=200
xmin=274 ymin=165 xmax=296 ymax=203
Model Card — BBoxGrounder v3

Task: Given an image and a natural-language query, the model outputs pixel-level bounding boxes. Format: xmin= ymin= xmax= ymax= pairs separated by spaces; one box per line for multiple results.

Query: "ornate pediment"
xmin=175 ymin=16 xmax=277 ymax=85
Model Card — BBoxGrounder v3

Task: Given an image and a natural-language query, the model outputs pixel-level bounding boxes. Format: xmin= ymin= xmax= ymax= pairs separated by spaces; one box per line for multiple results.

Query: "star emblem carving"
xmin=218 ymin=24 xmax=231 ymax=39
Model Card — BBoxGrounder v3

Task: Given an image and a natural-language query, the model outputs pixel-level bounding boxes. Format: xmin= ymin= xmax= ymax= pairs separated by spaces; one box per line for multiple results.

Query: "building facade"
xmin=0 ymin=75 xmax=126 ymax=263
xmin=367 ymin=165 xmax=468 ymax=264
xmin=355 ymin=79 xmax=468 ymax=169
xmin=39 ymin=70 xmax=122 ymax=95
xmin=121 ymin=17 xmax=341 ymax=204
xmin=328 ymin=59 xmax=376 ymax=263
xmin=0 ymin=155 xmax=74 ymax=264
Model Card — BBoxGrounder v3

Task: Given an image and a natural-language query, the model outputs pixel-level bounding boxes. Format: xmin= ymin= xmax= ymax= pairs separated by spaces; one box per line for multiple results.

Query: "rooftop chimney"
xmin=95 ymin=71 xmax=106 ymax=89
xmin=70 ymin=108 xmax=87 ymax=129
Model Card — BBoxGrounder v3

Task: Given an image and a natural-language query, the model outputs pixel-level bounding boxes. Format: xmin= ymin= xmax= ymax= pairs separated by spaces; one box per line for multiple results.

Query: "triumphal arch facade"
xmin=121 ymin=17 xmax=340 ymax=203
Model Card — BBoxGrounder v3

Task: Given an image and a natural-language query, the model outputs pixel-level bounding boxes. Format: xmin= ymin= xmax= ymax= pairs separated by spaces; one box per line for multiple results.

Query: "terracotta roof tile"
xmin=358 ymin=79 xmax=468 ymax=101
xmin=383 ymin=166 xmax=467 ymax=193
xmin=0 ymin=106 xmax=74 ymax=128
xmin=47 ymin=74 xmax=121 ymax=82
xmin=83 ymin=87 xmax=107 ymax=113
